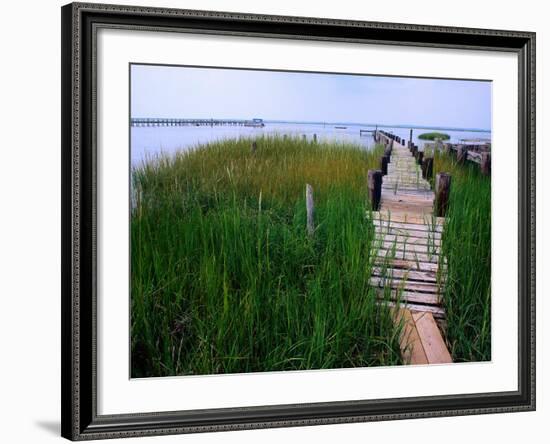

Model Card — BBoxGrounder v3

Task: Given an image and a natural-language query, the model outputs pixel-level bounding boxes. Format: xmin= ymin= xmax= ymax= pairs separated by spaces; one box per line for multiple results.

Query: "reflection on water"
xmin=131 ymin=122 xmax=491 ymax=167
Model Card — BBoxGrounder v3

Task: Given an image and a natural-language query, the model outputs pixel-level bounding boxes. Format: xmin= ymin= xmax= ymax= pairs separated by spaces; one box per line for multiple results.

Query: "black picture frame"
xmin=61 ymin=2 xmax=536 ymax=440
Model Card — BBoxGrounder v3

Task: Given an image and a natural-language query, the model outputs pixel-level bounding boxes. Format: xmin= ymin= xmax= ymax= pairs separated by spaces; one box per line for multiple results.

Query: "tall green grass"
xmin=431 ymin=148 xmax=491 ymax=362
xmin=131 ymin=135 xmax=403 ymax=377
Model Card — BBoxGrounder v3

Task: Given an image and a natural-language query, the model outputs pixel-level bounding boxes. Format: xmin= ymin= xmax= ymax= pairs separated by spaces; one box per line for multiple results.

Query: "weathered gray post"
xmin=313 ymin=133 xmax=317 ymax=143
xmin=411 ymin=144 xmax=417 ymax=157
xmin=456 ymin=145 xmax=467 ymax=164
xmin=422 ymin=157 xmax=434 ymax=180
xmin=417 ymin=151 xmax=424 ymax=166
xmin=251 ymin=141 xmax=257 ymax=153
xmin=435 ymin=173 xmax=451 ymax=217
xmin=380 ymin=155 xmax=390 ymax=176
xmin=306 ymin=184 xmax=315 ymax=237
xmin=409 ymin=128 xmax=413 ymax=149
xmin=481 ymin=152 xmax=491 ymax=175
xmin=367 ymin=170 xmax=382 ymax=211
xmin=434 ymin=137 xmax=442 ymax=153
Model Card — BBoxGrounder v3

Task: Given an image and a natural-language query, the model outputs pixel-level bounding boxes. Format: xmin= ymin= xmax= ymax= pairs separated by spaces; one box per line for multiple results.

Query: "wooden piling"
xmin=417 ymin=151 xmax=424 ymax=166
xmin=422 ymin=157 xmax=434 ymax=180
xmin=367 ymin=170 xmax=382 ymax=210
xmin=306 ymin=184 xmax=315 ymax=236
xmin=409 ymin=128 xmax=413 ymax=148
xmin=435 ymin=173 xmax=451 ymax=217
xmin=313 ymin=133 xmax=317 ymax=143
xmin=481 ymin=152 xmax=491 ymax=175
xmin=380 ymin=155 xmax=390 ymax=176
xmin=456 ymin=145 xmax=467 ymax=164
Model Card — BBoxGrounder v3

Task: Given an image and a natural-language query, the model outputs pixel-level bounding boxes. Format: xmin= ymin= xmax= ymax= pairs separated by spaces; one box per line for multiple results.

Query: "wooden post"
xmin=306 ymin=184 xmax=315 ymax=237
xmin=422 ymin=157 xmax=434 ymax=180
xmin=380 ymin=155 xmax=390 ymax=176
xmin=417 ymin=151 xmax=424 ymax=166
xmin=367 ymin=170 xmax=382 ymax=211
xmin=411 ymin=145 xmax=417 ymax=157
xmin=409 ymin=128 xmax=413 ymax=149
xmin=313 ymin=133 xmax=317 ymax=143
xmin=456 ymin=145 xmax=467 ymax=164
xmin=481 ymin=152 xmax=491 ymax=175
xmin=435 ymin=173 xmax=451 ymax=217
xmin=251 ymin=141 xmax=257 ymax=153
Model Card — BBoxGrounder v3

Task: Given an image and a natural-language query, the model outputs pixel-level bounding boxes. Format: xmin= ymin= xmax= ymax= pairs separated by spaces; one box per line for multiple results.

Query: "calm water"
xmin=131 ymin=122 xmax=491 ymax=167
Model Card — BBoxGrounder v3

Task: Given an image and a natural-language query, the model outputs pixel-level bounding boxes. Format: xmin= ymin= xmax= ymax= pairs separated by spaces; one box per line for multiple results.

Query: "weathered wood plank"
xmin=382 ymin=185 xmax=430 ymax=191
xmin=380 ymin=192 xmax=434 ymax=203
xmin=373 ymin=219 xmax=444 ymax=232
xmin=374 ymin=248 xmax=440 ymax=264
xmin=375 ymin=215 xmax=439 ymax=226
xmin=373 ymin=257 xmax=440 ymax=273
xmin=374 ymin=240 xmax=441 ymax=255
xmin=374 ymin=211 xmax=444 ymax=225
xmin=372 ymin=267 xmax=438 ymax=283
xmin=383 ymin=300 xmax=446 ymax=318
xmin=394 ymin=308 xmax=429 ymax=365
xmin=412 ymin=312 xmax=453 ymax=364
xmin=381 ymin=188 xmax=434 ymax=196
xmin=375 ymin=286 xmax=440 ymax=305
xmin=370 ymin=276 xmax=441 ymax=297
xmin=374 ymin=225 xmax=442 ymax=240
xmin=375 ymin=234 xmax=442 ymax=247
xmin=379 ymin=203 xmax=434 ymax=215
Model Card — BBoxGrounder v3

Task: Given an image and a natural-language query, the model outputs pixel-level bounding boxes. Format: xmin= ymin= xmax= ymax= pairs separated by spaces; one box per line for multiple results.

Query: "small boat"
xmin=335 ymin=126 xmax=347 ymax=129
xmin=244 ymin=118 xmax=265 ymax=128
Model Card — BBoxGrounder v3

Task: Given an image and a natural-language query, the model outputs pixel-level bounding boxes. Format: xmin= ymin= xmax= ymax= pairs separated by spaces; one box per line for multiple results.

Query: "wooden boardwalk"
xmin=372 ymin=132 xmax=452 ymax=365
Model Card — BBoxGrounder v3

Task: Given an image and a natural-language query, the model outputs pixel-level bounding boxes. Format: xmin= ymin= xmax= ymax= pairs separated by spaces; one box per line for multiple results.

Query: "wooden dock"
xmin=371 ymin=131 xmax=452 ymax=365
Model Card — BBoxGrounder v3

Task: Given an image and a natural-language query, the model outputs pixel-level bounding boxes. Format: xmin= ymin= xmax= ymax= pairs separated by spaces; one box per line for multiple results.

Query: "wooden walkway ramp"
xmin=372 ymin=132 xmax=452 ymax=365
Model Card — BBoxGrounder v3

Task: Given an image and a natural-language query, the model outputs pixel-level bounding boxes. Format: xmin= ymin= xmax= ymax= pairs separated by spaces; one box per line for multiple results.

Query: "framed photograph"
xmin=61 ymin=2 xmax=535 ymax=440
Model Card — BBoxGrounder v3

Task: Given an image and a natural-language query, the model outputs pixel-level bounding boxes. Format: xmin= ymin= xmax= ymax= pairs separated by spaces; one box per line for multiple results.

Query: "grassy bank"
xmin=419 ymin=132 xmax=450 ymax=141
xmin=131 ymin=136 xmax=403 ymax=377
xmin=431 ymin=150 xmax=491 ymax=362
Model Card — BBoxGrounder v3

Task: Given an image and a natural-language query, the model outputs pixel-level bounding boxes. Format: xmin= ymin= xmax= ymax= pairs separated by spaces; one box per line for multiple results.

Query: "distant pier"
xmin=131 ymin=117 xmax=265 ymax=128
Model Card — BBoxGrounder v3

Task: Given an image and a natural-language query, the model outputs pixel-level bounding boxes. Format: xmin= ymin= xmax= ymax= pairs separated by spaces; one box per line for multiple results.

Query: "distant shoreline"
xmin=264 ymin=120 xmax=491 ymax=133
xmin=131 ymin=117 xmax=490 ymax=133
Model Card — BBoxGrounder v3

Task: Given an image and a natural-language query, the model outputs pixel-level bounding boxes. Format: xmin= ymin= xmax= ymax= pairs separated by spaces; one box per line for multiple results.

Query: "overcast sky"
xmin=131 ymin=64 xmax=491 ymax=130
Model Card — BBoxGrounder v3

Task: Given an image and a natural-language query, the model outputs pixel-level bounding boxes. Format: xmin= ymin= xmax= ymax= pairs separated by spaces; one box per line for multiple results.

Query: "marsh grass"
xmin=430 ymin=148 xmax=491 ymax=362
xmin=131 ymin=135 xmax=403 ymax=377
